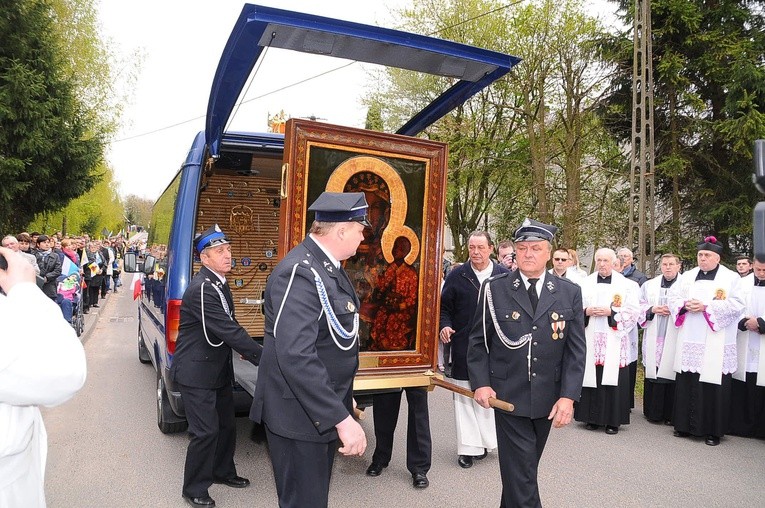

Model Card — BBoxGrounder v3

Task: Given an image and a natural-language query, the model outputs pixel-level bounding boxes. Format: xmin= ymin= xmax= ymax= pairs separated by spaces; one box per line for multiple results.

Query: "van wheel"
xmin=156 ymin=373 xmax=187 ymax=434
xmin=138 ymin=333 xmax=151 ymax=364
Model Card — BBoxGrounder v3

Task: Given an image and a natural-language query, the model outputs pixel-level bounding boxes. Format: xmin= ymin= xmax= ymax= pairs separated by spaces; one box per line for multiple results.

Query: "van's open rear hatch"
xmin=205 ymin=3 xmax=521 ymax=156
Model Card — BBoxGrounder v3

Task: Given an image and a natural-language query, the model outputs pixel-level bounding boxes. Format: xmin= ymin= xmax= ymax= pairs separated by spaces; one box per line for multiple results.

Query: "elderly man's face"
xmin=697 ymin=250 xmax=720 ymax=272
xmin=337 ymin=221 xmax=366 ymax=261
xmin=660 ymin=257 xmax=681 ymax=280
xmin=595 ymin=253 xmax=614 ymax=277
xmin=201 ymin=243 xmax=233 ymax=274
xmin=2 ymin=238 xmax=19 ymax=252
xmin=468 ymin=235 xmax=493 ymax=271
xmin=618 ymin=251 xmax=633 ymax=269
xmin=515 ymin=240 xmax=551 ymax=277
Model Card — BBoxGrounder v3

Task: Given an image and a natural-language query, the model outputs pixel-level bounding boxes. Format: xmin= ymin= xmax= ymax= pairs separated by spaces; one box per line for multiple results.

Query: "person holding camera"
xmin=0 ymin=246 xmax=87 ymax=506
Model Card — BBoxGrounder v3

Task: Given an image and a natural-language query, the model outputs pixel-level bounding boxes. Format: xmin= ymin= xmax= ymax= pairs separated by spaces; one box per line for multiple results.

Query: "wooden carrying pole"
xmin=430 ymin=376 xmax=514 ymax=412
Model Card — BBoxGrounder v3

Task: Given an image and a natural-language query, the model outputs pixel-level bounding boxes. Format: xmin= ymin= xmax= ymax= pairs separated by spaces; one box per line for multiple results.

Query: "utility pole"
xmin=629 ymin=0 xmax=656 ymax=275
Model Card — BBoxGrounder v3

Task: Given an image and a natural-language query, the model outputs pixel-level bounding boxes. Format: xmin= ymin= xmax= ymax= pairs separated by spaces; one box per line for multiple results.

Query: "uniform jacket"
xmin=250 ymin=236 xmax=360 ymax=443
xmin=440 ymin=261 xmax=509 ymax=380
xmin=467 ymin=270 xmax=586 ymax=419
xmin=170 ymin=266 xmax=262 ymax=389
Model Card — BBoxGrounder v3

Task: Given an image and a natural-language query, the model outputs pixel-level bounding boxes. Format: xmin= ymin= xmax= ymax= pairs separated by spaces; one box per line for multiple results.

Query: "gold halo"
xmin=326 ymin=156 xmax=419 ymax=264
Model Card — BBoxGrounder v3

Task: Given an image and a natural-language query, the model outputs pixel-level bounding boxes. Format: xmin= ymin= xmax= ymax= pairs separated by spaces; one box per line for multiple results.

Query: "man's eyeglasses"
xmin=553 ymin=257 xmax=568 ymax=262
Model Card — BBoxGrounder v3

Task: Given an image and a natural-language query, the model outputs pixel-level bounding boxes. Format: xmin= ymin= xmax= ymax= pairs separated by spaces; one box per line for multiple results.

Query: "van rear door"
xmin=205 ymin=3 xmax=521 ymax=157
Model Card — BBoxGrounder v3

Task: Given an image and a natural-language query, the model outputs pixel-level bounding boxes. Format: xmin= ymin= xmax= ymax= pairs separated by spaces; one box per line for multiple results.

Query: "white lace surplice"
xmin=581 ymin=272 xmax=639 ymax=387
xmin=668 ymin=266 xmax=744 ymax=384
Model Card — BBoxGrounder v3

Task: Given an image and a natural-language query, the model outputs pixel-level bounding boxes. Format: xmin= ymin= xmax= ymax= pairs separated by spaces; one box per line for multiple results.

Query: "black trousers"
xmin=86 ymin=285 xmax=100 ymax=309
xmin=628 ymin=360 xmax=637 ymax=409
xmin=496 ymin=413 xmax=552 ymax=508
xmin=371 ymin=387 xmax=431 ymax=475
xmin=265 ymin=426 xmax=336 ymax=508
xmin=177 ymin=383 xmax=237 ymax=497
xmin=673 ymin=371 xmax=732 ymax=438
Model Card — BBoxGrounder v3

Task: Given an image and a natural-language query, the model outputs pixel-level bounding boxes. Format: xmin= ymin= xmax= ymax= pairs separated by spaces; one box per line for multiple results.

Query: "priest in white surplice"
xmin=574 ymin=248 xmax=640 ymax=435
xmin=668 ymin=236 xmax=744 ymax=446
xmin=0 ymin=247 xmax=87 ymax=507
xmin=730 ymin=257 xmax=765 ymax=438
xmin=638 ymin=253 xmax=682 ymax=424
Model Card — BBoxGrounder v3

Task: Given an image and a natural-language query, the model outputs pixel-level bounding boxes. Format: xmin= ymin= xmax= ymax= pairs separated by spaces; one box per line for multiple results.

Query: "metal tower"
xmin=629 ymin=0 xmax=656 ymax=275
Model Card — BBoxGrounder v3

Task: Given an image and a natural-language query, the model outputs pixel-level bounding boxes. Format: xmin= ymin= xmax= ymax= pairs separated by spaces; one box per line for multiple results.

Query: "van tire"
xmin=156 ymin=373 xmax=188 ymax=434
xmin=138 ymin=333 xmax=151 ymax=364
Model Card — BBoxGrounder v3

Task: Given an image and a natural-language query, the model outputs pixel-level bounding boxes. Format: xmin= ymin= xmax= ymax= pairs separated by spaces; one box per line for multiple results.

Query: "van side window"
xmin=146 ymin=172 xmax=181 ymax=312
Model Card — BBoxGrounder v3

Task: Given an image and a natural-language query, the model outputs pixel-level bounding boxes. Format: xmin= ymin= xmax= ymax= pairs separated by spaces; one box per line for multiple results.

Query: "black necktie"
xmin=528 ymin=278 xmax=539 ymax=313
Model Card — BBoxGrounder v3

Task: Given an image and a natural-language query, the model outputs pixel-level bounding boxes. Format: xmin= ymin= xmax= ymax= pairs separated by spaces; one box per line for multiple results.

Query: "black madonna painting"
xmin=280 ymin=119 xmax=447 ymax=375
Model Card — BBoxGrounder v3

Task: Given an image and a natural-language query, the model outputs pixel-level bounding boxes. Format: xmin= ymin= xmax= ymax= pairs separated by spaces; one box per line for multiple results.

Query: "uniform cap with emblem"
xmin=513 ymin=218 xmax=558 ymax=242
xmin=308 ymin=191 xmax=371 ymax=227
xmin=697 ymin=235 xmax=723 ymax=255
xmin=194 ymin=224 xmax=231 ymax=253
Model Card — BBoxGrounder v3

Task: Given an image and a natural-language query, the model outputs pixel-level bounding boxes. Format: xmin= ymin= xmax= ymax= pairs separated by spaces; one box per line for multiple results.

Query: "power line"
xmin=111 ymin=1 xmax=525 ymax=144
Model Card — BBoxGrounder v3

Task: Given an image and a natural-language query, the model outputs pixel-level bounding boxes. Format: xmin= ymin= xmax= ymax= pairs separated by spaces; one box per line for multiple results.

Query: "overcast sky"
xmin=98 ymin=0 xmax=621 ymax=202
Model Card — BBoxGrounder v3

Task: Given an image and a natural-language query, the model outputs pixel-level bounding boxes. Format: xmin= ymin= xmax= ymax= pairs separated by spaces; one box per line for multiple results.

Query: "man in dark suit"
xmin=439 ymin=231 xmax=508 ymax=469
xmin=251 ymin=192 xmax=369 ymax=508
xmin=171 ymin=224 xmax=263 ymax=508
xmin=468 ymin=219 xmax=586 ymax=508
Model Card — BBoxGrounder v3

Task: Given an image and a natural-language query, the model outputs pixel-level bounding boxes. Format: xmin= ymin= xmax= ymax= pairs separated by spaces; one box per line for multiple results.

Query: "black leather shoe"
xmin=705 ymin=435 xmax=720 ymax=446
xmin=412 ymin=472 xmax=429 ymax=489
xmin=673 ymin=430 xmax=690 ymax=438
xmin=365 ymin=462 xmax=386 ymax=477
xmin=457 ymin=455 xmax=473 ymax=468
xmin=183 ymin=495 xmax=215 ymax=507
xmin=213 ymin=476 xmax=250 ymax=488
xmin=605 ymin=425 xmax=619 ymax=435
xmin=585 ymin=423 xmax=599 ymax=431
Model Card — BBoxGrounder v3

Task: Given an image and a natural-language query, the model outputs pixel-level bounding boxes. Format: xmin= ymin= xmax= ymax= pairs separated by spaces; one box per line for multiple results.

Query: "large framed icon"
xmin=280 ymin=118 xmax=447 ymax=387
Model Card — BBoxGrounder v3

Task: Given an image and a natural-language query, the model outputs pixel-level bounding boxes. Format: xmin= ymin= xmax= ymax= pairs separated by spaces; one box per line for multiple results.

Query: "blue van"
xmin=123 ymin=4 xmax=519 ymax=433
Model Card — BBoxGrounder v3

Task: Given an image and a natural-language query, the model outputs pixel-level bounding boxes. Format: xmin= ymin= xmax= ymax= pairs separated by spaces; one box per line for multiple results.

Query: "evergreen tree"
xmin=600 ymin=0 xmax=765 ymax=259
xmin=0 ymin=0 xmax=105 ymax=232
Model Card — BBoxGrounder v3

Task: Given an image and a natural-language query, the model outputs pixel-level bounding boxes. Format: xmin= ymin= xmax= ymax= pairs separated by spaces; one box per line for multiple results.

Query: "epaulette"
xmin=487 ymin=272 xmax=510 ymax=282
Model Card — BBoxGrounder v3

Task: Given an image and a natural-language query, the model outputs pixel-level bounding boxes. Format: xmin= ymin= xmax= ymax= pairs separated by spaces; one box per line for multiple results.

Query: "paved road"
xmin=43 ymin=288 xmax=765 ymax=507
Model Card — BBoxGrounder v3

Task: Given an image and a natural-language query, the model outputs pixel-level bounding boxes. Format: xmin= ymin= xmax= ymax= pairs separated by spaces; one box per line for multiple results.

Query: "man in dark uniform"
xmin=171 ymin=224 xmax=263 ymax=508
xmin=251 ymin=192 xmax=369 ymax=508
xmin=468 ymin=218 xmax=586 ymax=508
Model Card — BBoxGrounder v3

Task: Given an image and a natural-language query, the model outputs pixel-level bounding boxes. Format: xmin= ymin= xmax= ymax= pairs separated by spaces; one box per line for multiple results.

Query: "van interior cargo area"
xmin=194 ymin=157 xmax=282 ymax=338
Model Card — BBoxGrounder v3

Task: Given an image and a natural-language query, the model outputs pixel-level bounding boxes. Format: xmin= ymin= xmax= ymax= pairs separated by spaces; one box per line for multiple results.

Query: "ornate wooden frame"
xmin=280 ymin=119 xmax=447 ymax=380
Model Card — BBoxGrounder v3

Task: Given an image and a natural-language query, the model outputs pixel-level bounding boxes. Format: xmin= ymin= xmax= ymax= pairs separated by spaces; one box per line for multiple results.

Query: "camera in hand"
xmin=0 ymin=253 xmax=6 ymax=270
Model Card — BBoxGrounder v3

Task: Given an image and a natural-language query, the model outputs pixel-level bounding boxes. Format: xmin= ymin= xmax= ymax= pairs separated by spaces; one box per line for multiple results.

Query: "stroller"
xmin=58 ymin=274 xmax=84 ymax=337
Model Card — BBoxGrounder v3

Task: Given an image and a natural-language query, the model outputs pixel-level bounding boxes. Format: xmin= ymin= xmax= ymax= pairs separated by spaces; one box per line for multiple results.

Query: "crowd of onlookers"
xmin=1 ymin=231 xmax=127 ymax=322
